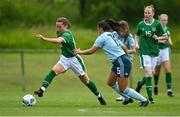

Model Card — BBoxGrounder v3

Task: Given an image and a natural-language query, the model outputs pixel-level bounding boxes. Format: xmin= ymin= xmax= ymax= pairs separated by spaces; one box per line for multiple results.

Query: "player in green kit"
xmin=153 ymin=14 xmax=174 ymax=97
xmin=34 ymin=17 xmax=106 ymax=105
xmin=135 ymin=5 xmax=167 ymax=103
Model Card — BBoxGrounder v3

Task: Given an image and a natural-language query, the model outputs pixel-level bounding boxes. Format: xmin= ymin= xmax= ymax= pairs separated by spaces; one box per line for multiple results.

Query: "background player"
xmin=135 ymin=5 xmax=167 ymax=103
xmin=153 ymin=14 xmax=174 ymax=97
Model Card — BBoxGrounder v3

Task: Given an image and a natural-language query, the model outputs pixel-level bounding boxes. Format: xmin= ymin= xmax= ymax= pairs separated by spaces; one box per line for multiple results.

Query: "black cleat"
xmin=97 ymin=94 xmax=107 ymax=105
xmin=122 ymin=98 xmax=134 ymax=105
xmin=167 ymin=91 xmax=174 ymax=97
xmin=154 ymin=86 xmax=158 ymax=95
xmin=135 ymin=80 xmax=143 ymax=93
xmin=139 ymin=100 xmax=149 ymax=107
xmin=149 ymin=98 xmax=154 ymax=104
xmin=34 ymin=88 xmax=44 ymax=97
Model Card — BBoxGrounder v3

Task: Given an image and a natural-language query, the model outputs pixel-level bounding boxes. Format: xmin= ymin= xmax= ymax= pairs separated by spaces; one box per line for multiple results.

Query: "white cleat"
xmin=116 ymin=96 xmax=125 ymax=101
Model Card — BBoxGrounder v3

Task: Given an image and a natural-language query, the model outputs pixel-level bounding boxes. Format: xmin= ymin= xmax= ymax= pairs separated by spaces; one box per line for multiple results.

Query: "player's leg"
xmin=144 ymin=67 xmax=154 ymax=103
xmin=153 ymin=49 xmax=163 ymax=95
xmin=71 ymin=55 xmax=106 ymax=105
xmin=117 ymin=77 xmax=148 ymax=107
xmin=161 ymin=48 xmax=174 ymax=97
xmin=146 ymin=56 xmax=158 ymax=103
xmin=34 ymin=62 xmax=66 ymax=97
xmin=138 ymin=55 xmax=156 ymax=103
xmin=114 ymin=55 xmax=148 ymax=106
xmin=107 ymin=71 xmax=132 ymax=104
xmin=135 ymin=55 xmax=147 ymax=93
xmin=116 ymin=69 xmax=133 ymax=101
xmin=135 ymin=76 xmax=146 ymax=93
xmin=153 ymin=65 xmax=161 ymax=95
xmin=34 ymin=55 xmax=68 ymax=97
xmin=163 ymin=61 xmax=174 ymax=97
xmin=79 ymin=74 xmax=106 ymax=105
xmin=79 ymin=74 xmax=99 ymax=96
xmin=109 ymin=55 xmax=135 ymax=105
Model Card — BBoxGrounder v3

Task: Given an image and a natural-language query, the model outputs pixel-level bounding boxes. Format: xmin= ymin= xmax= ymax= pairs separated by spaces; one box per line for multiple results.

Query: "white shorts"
xmin=139 ymin=55 xmax=158 ymax=71
xmin=156 ymin=48 xmax=170 ymax=65
xmin=58 ymin=55 xmax=86 ymax=76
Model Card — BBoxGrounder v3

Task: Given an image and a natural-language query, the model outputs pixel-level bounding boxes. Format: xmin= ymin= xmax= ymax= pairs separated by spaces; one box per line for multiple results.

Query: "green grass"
xmin=0 ymin=53 xmax=180 ymax=116
xmin=0 ymin=92 xmax=179 ymax=116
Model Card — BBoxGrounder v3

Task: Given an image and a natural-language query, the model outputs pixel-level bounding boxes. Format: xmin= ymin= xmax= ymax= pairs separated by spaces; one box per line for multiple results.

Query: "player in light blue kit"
xmin=75 ymin=20 xmax=149 ymax=107
xmin=105 ymin=19 xmax=136 ymax=102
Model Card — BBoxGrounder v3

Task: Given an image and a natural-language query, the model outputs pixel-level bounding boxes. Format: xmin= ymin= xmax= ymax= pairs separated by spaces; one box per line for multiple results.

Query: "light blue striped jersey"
xmin=94 ymin=32 xmax=125 ymax=63
xmin=112 ymin=31 xmax=135 ymax=61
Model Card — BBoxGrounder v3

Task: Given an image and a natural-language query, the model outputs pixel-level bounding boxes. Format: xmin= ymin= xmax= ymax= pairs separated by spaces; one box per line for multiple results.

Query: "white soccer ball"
xmin=22 ymin=94 xmax=36 ymax=106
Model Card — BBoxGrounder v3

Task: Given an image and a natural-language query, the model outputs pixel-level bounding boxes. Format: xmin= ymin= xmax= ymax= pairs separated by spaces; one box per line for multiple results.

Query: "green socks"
xmin=42 ymin=70 xmax=57 ymax=88
xmin=154 ymin=74 xmax=159 ymax=86
xmin=145 ymin=77 xmax=152 ymax=99
xmin=166 ymin=72 xmax=172 ymax=90
xmin=154 ymin=72 xmax=172 ymax=90
xmin=139 ymin=76 xmax=146 ymax=86
xmin=40 ymin=71 xmax=101 ymax=97
xmin=142 ymin=77 xmax=146 ymax=85
xmin=86 ymin=80 xmax=100 ymax=96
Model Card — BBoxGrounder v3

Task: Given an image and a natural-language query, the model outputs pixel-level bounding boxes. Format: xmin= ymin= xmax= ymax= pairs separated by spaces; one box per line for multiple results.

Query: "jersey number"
xmin=145 ymin=31 xmax=153 ymax=37
xmin=107 ymin=34 xmax=121 ymax=46
xmin=117 ymin=67 xmax=121 ymax=75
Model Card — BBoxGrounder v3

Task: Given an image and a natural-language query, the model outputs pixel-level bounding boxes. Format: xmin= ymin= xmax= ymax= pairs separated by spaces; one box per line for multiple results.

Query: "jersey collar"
xmin=144 ymin=19 xmax=155 ymax=25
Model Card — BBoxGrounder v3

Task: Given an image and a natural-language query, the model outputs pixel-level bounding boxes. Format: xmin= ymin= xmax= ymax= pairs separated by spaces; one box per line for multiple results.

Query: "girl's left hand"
xmin=152 ymin=34 xmax=158 ymax=40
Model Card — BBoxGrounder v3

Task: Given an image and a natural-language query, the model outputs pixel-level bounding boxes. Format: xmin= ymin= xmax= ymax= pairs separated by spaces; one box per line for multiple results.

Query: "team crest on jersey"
xmin=152 ymin=27 xmax=156 ymax=32
xmin=141 ymin=28 xmax=145 ymax=31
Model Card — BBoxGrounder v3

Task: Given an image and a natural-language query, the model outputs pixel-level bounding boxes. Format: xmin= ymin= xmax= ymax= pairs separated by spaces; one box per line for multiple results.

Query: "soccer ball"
xmin=22 ymin=94 xmax=36 ymax=106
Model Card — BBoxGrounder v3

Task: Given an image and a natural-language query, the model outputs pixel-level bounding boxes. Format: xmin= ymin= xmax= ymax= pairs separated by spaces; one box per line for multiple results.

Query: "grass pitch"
xmin=0 ymin=53 xmax=179 ymax=116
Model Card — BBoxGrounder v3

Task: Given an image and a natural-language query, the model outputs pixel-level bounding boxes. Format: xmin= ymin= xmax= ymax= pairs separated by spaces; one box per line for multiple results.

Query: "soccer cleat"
xmin=97 ymin=94 xmax=107 ymax=105
xmin=154 ymin=86 xmax=158 ymax=95
xmin=135 ymin=80 xmax=143 ymax=93
xmin=34 ymin=88 xmax=44 ymax=97
xmin=149 ymin=97 xmax=154 ymax=104
xmin=116 ymin=96 xmax=124 ymax=101
xmin=122 ymin=98 xmax=134 ymax=105
xmin=167 ymin=91 xmax=174 ymax=97
xmin=139 ymin=100 xmax=149 ymax=107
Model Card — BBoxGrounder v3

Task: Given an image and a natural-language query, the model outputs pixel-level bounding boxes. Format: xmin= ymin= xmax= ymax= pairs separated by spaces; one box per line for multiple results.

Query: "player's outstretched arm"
xmin=36 ymin=34 xmax=64 ymax=44
xmin=75 ymin=46 xmax=98 ymax=55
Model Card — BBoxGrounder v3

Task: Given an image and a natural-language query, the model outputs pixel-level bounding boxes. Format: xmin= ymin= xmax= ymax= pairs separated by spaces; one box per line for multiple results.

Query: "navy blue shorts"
xmin=112 ymin=54 xmax=132 ymax=78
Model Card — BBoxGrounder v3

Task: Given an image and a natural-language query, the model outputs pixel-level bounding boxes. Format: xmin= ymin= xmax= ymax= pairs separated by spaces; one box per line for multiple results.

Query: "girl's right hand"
xmin=74 ymin=48 xmax=82 ymax=54
xmin=36 ymin=34 xmax=44 ymax=40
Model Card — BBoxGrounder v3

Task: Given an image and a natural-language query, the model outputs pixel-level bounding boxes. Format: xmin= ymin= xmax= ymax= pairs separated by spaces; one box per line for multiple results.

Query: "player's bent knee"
xmin=119 ymin=87 xmax=126 ymax=92
xmin=79 ymin=75 xmax=89 ymax=84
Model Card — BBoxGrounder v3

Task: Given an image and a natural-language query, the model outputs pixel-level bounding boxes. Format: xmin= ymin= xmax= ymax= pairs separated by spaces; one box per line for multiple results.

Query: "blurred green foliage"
xmin=0 ymin=0 xmax=79 ymax=26
xmin=0 ymin=0 xmax=180 ymax=49
xmin=78 ymin=0 xmax=180 ymax=26
xmin=1 ymin=0 xmax=180 ymax=27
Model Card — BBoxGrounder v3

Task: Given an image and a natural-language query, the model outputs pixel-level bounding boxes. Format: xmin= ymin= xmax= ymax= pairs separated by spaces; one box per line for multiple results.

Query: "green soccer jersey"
xmin=136 ymin=19 xmax=165 ymax=56
xmin=57 ymin=30 xmax=76 ymax=57
xmin=159 ymin=26 xmax=170 ymax=49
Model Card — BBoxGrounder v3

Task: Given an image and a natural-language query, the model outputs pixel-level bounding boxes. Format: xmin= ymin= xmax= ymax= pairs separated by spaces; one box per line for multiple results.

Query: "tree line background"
xmin=0 ymin=0 xmax=180 ymax=49
xmin=1 ymin=0 xmax=180 ymax=26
